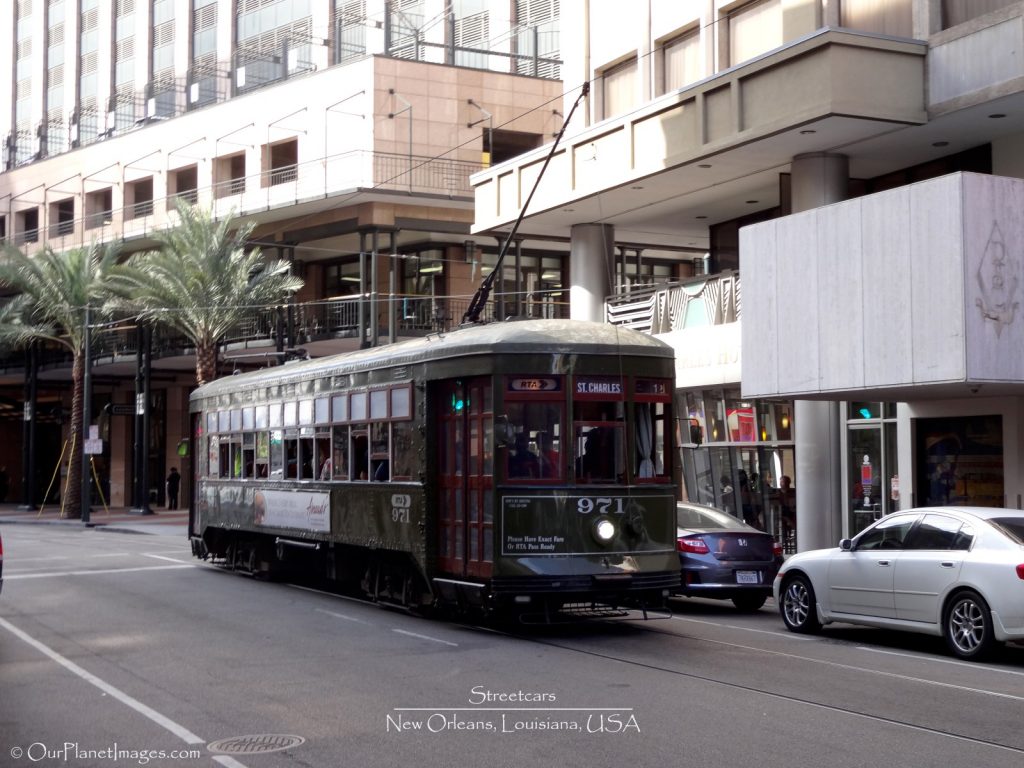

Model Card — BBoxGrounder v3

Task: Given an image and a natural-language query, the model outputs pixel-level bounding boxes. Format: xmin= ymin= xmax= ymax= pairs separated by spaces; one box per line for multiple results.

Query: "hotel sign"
xmin=656 ymin=323 xmax=741 ymax=388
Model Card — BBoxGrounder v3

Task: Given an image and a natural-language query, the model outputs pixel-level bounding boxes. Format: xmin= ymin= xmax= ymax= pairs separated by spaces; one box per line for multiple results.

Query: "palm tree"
xmin=113 ymin=201 xmax=304 ymax=386
xmin=0 ymin=242 xmax=123 ymax=518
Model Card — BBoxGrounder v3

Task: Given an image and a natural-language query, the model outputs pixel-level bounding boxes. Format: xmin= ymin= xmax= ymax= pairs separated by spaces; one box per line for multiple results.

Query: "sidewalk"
xmin=0 ymin=503 xmax=189 ymax=537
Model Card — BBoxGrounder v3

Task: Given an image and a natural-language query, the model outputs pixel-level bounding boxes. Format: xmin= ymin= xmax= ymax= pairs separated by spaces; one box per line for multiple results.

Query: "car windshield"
xmin=677 ymin=505 xmax=747 ymax=530
xmin=990 ymin=517 xmax=1024 ymax=545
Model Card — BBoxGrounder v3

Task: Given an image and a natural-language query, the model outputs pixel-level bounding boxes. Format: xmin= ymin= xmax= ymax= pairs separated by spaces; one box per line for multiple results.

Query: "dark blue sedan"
xmin=674 ymin=502 xmax=784 ymax=611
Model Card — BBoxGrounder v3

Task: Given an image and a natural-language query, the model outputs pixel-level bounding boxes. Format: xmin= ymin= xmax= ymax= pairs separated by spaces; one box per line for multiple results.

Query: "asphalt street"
xmin=1 ymin=525 xmax=1022 ymax=768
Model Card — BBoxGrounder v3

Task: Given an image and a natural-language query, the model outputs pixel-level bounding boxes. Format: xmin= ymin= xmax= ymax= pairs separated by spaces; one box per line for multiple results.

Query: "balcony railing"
xmin=606 ymin=271 xmax=740 ymax=334
xmin=1 ymin=150 xmax=483 ymax=256
xmin=0 ymin=292 xmax=570 ymax=375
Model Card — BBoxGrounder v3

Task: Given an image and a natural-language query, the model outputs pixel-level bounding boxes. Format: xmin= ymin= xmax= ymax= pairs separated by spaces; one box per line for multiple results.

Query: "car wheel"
xmin=780 ymin=574 xmax=821 ymax=634
xmin=944 ymin=591 xmax=995 ymax=660
xmin=732 ymin=594 xmax=767 ymax=612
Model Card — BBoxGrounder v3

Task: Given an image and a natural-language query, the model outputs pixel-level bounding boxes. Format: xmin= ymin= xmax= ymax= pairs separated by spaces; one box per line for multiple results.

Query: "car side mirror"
xmin=839 ymin=538 xmax=853 ymax=551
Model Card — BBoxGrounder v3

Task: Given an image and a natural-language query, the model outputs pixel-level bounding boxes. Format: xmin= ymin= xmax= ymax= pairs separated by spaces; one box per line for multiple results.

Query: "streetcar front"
xmin=431 ymin=334 xmax=680 ymax=616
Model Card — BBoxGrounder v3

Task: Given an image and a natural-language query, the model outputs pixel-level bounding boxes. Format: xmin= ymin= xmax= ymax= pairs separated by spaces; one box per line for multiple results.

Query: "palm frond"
xmin=113 ymin=201 xmax=303 ymax=377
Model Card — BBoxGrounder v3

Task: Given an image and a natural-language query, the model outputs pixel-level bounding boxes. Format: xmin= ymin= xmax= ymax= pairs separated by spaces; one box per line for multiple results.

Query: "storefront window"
xmin=849 ymin=427 xmax=883 ymax=534
xmin=681 ymin=388 xmax=797 ymax=546
xmin=846 ymin=401 xmax=898 ymax=535
xmin=704 ymin=391 xmax=727 ymax=443
xmin=916 ymin=415 xmax=1003 ymax=508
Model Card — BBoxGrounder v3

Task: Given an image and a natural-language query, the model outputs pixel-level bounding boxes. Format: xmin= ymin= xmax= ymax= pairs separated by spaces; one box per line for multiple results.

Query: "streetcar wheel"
xmin=780 ymin=574 xmax=821 ymax=634
xmin=944 ymin=591 xmax=995 ymax=660
xmin=732 ymin=594 xmax=767 ymax=612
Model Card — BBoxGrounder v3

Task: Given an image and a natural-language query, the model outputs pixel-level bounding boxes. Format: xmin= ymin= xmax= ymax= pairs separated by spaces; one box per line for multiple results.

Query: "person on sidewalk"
xmin=166 ymin=467 xmax=181 ymax=510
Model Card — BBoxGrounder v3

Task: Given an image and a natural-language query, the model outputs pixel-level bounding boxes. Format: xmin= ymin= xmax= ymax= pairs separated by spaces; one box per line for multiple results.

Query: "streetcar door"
xmin=437 ymin=378 xmax=494 ymax=579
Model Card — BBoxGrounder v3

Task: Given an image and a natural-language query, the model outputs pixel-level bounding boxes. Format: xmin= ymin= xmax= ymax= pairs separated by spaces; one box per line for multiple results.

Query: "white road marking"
xmin=670 ymin=614 xmax=813 ymax=640
xmin=666 ymin=632 xmax=1024 ymax=702
xmin=287 ymin=583 xmax=374 ymax=607
xmin=858 ymin=646 xmax=1024 ymax=677
xmin=5 ymin=564 xmax=195 ymax=580
xmin=0 ymin=616 xmax=207 ymax=746
xmin=142 ymin=553 xmax=192 ymax=564
xmin=392 ymin=628 xmax=458 ymax=647
xmin=6 ymin=552 xmax=130 ymax=564
xmin=315 ymin=608 xmax=371 ymax=625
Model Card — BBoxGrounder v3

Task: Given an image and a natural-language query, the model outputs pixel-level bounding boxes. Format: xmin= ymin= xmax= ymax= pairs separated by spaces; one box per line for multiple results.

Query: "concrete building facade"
xmin=0 ymin=0 xmax=567 ymax=509
xmin=471 ymin=0 xmax=1024 ymax=551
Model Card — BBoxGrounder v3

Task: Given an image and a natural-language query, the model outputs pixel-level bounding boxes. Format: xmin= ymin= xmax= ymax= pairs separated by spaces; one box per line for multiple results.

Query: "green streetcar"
xmin=189 ymin=318 xmax=681 ymax=618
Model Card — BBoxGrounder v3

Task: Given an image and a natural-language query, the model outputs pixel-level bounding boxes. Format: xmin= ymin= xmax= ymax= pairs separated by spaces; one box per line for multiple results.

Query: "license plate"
xmin=736 ymin=571 xmax=760 ymax=584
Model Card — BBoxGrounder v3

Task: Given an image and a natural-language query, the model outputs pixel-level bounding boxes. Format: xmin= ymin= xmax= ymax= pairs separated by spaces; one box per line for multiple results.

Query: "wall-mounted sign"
xmin=509 ymin=377 xmax=560 ymax=392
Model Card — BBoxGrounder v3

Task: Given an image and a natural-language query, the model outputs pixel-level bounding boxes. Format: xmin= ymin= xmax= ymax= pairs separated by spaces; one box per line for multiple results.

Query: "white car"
xmin=774 ymin=507 xmax=1024 ymax=660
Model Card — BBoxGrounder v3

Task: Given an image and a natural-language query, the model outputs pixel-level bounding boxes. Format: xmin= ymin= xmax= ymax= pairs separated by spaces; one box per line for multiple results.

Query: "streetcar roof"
xmin=191 ymin=318 xmax=673 ymax=401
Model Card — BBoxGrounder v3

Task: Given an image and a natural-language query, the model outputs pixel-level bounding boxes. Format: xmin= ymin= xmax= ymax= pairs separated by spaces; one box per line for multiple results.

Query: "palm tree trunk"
xmin=64 ymin=351 xmax=84 ymax=519
xmin=196 ymin=342 xmax=218 ymax=387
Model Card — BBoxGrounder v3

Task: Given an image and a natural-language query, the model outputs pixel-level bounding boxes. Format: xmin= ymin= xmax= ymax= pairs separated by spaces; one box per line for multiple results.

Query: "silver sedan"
xmin=774 ymin=507 xmax=1024 ymax=660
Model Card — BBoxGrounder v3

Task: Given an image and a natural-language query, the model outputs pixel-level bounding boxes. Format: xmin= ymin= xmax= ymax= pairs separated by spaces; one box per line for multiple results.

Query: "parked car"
xmin=674 ymin=502 xmax=784 ymax=611
xmin=775 ymin=507 xmax=1024 ymax=660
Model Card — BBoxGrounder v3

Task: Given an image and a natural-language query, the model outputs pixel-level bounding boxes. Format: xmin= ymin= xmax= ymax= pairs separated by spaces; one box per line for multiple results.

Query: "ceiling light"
xmin=989 ymin=113 xmax=1007 ymax=118
xmin=696 ymin=215 xmax=707 ymax=219
xmin=698 ymin=164 xmax=712 ymax=169
xmin=563 ymin=207 xmax=574 ymax=212
xmin=630 ymin=185 xmax=644 ymax=190
xmin=932 ymin=141 xmax=949 ymax=147
xmin=799 ymin=129 xmax=816 ymax=135
xmin=746 ymin=200 xmax=759 ymax=204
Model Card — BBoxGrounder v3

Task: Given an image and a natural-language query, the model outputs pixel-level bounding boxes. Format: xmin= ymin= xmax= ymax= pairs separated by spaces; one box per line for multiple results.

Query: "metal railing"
xmin=6 ymin=16 xmax=561 ymax=172
xmin=606 ymin=271 xmax=741 ymax=333
xmin=1 ymin=149 xmax=483 ymax=256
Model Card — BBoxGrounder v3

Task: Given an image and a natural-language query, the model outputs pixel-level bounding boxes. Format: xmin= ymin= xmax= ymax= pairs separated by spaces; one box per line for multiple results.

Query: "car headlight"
xmin=593 ymin=517 xmax=616 ymax=544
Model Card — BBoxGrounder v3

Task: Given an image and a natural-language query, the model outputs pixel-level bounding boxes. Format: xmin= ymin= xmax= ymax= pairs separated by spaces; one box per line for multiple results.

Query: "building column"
xmin=569 ymin=223 xmax=614 ymax=322
xmin=791 ymin=152 xmax=848 ymax=551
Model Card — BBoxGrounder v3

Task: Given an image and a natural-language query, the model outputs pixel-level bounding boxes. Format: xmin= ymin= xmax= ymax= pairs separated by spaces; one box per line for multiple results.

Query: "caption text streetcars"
xmin=386 ymin=686 xmax=639 ymax=735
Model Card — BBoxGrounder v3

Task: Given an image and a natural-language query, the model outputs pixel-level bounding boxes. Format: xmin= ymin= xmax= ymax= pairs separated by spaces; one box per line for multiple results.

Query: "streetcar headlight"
xmin=593 ymin=517 xmax=616 ymax=544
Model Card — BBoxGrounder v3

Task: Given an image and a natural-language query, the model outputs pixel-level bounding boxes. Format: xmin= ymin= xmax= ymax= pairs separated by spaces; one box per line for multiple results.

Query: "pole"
xmin=371 ymin=229 xmax=380 ymax=347
xmin=140 ymin=325 xmax=152 ymax=513
xmin=19 ymin=344 xmax=37 ymax=509
xmin=129 ymin=325 xmax=153 ymax=514
xmin=81 ymin=306 xmax=91 ymax=524
xmin=132 ymin=328 xmax=144 ymax=510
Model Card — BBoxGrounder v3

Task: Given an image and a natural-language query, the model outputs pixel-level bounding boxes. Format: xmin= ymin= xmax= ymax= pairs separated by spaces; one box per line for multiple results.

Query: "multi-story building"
xmin=471 ymin=0 xmax=1024 ymax=551
xmin=0 ymin=0 xmax=567 ymax=509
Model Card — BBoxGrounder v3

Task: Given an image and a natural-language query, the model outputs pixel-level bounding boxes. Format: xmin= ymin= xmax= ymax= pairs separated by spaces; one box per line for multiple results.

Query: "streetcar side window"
xmin=242 ymin=433 xmax=255 ymax=478
xmin=351 ymin=429 xmax=369 ymax=480
xmin=371 ymin=422 xmax=389 ymax=481
xmin=298 ymin=427 xmax=316 ymax=478
xmin=269 ymin=429 xmax=284 ymax=479
xmin=315 ymin=430 xmax=331 ymax=479
xmin=284 ymin=429 xmax=299 ymax=478
xmin=209 ymin=434 xmax=220 ymax=477
xmin=391 ymin=421 xmax=415 ymax=480
xmin=332 ymin=425 xmax=349 ymax=480
xmin=255 ymin=432 xmax=270 ymax=477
